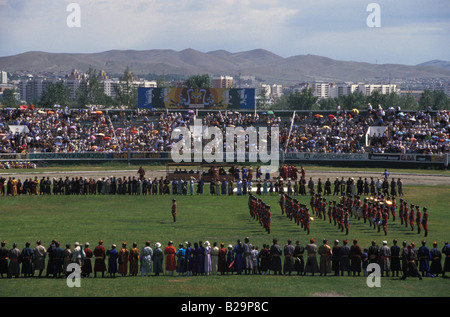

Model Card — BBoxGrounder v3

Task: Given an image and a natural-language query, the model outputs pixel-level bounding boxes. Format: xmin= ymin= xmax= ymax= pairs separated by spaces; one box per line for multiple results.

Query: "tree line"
xmin=266 ymin=88 xmax=449 ymax=111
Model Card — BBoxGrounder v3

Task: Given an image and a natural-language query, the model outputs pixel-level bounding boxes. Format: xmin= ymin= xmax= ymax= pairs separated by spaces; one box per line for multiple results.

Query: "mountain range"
xmin=1 ymin=48 xmax=450 ymax=85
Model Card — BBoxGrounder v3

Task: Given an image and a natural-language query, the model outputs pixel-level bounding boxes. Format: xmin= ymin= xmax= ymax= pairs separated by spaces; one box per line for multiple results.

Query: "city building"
xmin=0 ymin=71 xmax=7 ymax=84
xmin=212 ymin=75 xmax=233 ymax=89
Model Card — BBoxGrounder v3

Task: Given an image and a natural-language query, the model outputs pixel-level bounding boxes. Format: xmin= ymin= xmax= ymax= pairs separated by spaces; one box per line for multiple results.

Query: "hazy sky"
xmin=0 ymin=0 xmax=448 ymax=65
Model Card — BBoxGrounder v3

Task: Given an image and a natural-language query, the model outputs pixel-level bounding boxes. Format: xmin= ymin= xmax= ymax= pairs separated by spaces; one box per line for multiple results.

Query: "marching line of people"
xmin=278 ymin=192 xmax=430 ymax=237
xmin=1 ymin=238 xmax=449 ymax=280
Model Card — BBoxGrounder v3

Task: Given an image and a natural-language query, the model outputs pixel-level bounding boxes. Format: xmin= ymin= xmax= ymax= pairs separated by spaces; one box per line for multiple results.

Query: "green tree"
xmin=76 ymin=66 xmax=108 ymax=108
xmin=184 ymin=74 xmax=211 ymax=88
xmin=39 ymin=81 xmax=71 ymax=107
xmin=116 ymin=66 xmax=138 ymax=108
xmin=419 ymin=89 xmax=449 ymax=110
xmin=336 ymin=91 xmax=367 ymax=110
xmin=286 ymin=88 xmax=318 ymax=110
xmin=1 ymin=88 xmax=18 ymax=107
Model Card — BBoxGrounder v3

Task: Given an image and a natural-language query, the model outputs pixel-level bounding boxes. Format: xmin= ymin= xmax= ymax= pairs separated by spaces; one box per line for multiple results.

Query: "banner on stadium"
xmin=284 ymin=152 xmax=368 ymax=161
xmin=369 ymin=153 xmax=445 ymax=164
xmin=138 ymin=87 xmax=255 ymax=110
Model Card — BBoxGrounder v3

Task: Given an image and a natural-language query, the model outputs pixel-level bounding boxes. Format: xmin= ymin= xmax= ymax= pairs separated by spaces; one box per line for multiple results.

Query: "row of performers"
xmin=248 ymin=194 xmax=272 ymax=234
xmin=279 ymin=193 xmax=429 ymax=237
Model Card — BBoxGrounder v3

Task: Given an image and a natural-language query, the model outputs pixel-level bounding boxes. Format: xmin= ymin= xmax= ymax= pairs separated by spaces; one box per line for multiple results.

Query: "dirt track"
xmin=1 ymin=169 xmax=449 ymax=187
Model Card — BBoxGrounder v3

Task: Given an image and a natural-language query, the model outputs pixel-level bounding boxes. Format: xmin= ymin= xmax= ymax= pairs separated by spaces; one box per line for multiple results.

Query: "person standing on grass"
xmin=172 ymin=199 xmax=177 ymax=223
xmin=153 ymin=242 xmax=164 ymax=276
xmin=82 ymin=242 xmax=93 ymax=277
xmin=0 ymin=241 xmax=8 ymax=278
xmin=72 ymin=242 xmax=85 ymax=274
xmin=390 ymin=239 xmax=401 ymax=278
xmin=331 ymin=240 xmax=340 ymax=276
xmin=243 ymin=237 xmax=253 ymax=275
xmin=164 ymin=241 xmax=177 ymax=276
xmin=94 ymin=240 xmax=107 ymax=278
xmin=350 ymin=239 xmax=362 ymax=277
xmin=118 ymin=242 xmax=129 ymax=277
xmin=185 ymin=241 xmax=193 ymax=276
xmin=218 ymin=243 xmax=227 ymax=275
xmin=379 ymin=241 xmax=391 ymax=277
xmin=62 ymin=243 xmax=73 ymax=278
xmin=429 ymin=242 xmax=442 ymax=277
xmin=176 ymin=243 xmax=186 ymax=276
xmin=33 ymin=240 xmax=46 ymax=278
xmin=422 ymin=207 xmax=429 ymax=237
xmin=140 ymin=241 xmax=152 ymax=277
xmin=270 ymin=238 xmax=282 ymax=275
xmin=251 ymin=246 xmax=259 ymax=275
xmin=338 ymin=239 xmax=351 ymax=277
xmin=21 ymin=242 xmax=34 ymax=278
xmin=106 ymin=244 xmax=118 ymax=278
xmin=294 ymin=241 xmax=305 ymax=276
xmin=51 ymin=241 xmax=63 ymax=278
xmin=283 ymin=239 xmax=295 ymax=275
xmin=204 ymin=241 xmax=212 ymax=276
xmin=305 ymin=238 xmax=319 ymax=276
xmin=418 ymin=240 xmax=431 ymax=277
xmin=211 ymin=242 xmax=219 ymax=275
xmin=129 ymin=242 xmax=140 ymax=276
xmin=443 ymin=242 xmax=450 ymax=278
xmin=7 ymin=243 xmax=21 ymax=278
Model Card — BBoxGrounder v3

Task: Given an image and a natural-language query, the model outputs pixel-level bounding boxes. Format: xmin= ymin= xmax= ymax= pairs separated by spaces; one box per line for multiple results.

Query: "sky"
xmin=0 ymin=0 xmax=449 ymax=65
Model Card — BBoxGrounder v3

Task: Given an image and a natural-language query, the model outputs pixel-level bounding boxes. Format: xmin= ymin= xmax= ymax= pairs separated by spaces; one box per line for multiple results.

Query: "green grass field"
xmin=1 ymin=183 xmax=449 ymax=297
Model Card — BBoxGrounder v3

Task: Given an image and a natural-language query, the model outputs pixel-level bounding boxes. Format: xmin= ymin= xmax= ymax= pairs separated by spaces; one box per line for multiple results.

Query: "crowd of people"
xmin=0 ymin=161 xmax=36 ymax=169
xmin=0 ymin=166 xmax=404 ymax=199
xmin=1 ymin=238 xmax=449 ymax=280
xmin=281 ymin=107 xmax=449 ymax=154
xmin=0 ymin=106 xmax=448 ymax=155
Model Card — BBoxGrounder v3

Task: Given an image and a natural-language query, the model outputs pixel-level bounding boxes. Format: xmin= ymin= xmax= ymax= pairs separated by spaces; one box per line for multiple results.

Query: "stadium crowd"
xmin=1 ymin=237 xmax=449 ymax=279
xmin=0 ymin=106 xmax=448 ymax=155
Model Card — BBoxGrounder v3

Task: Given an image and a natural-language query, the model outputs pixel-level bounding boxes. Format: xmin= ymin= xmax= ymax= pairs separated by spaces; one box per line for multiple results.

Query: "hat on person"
xmin=155 ymin=242 xmax=161 ymax=248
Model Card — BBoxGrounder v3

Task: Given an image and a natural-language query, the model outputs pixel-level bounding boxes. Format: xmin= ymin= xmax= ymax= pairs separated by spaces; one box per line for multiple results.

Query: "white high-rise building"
xmin=0 ymin=71 xmax=7 ymax=84
xmin=312 ymin=81 xmax=330 ymax=99
xmin=271 ymin=84 xmax=283 ymax=99
xmin=356 ymin=83 xmax=397 ymax=96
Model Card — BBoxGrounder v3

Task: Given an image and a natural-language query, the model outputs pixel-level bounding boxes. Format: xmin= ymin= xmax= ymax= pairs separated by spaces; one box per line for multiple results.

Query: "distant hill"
xmin=1 ymin=48 xmax=450 ymax=84
xmin=416 ymin=60 xmax=450 ymax=71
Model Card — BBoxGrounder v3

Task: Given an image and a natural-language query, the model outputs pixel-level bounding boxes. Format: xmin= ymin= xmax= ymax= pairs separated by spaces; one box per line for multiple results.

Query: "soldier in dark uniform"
xmin=270 ymin=238 xmax=282 ymax=275
xmin=332 ymin=240 xmax=340 ymax=276
xmin=283 ymin=239 xmax=295 ymax=275
xmin=429 ymin=242 xmax=442 ymax=277
xmin=368 ymin=240 xmax=379 ymax=264
xmin=350 ymin=239 xmax=362 ymax=276
xmin=293 ymin=240 xmax=305 ymax=276
xmin=442 ymin=241 xmax=450 ymax=278
xmin=0 ymin=241 xmax=8 ymax=278
xmin=390 ymin=239 xmax=401 ymax=277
